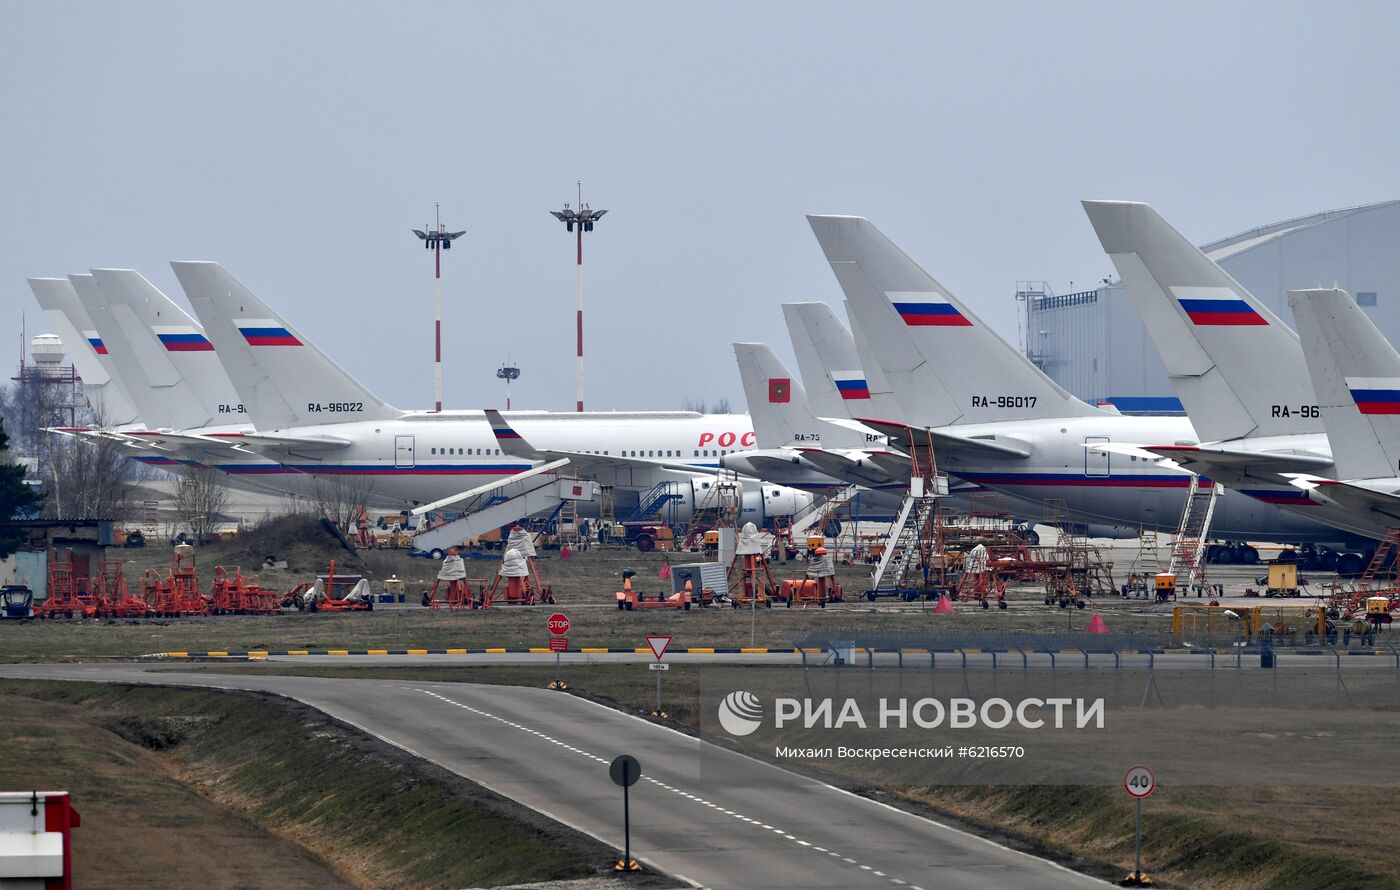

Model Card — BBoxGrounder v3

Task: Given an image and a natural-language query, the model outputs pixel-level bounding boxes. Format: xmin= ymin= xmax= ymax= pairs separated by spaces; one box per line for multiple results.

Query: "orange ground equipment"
xmin=478 ymin=528 xmax=556 ymax=607
xmin=426 ymin=548 xmax=474 ymax=610
xmin=209 ymin=566 xmax=281 ymax=615
xmin=616 ymin=570 xmax=692 ymax=610
xmin=728 ymin=523 xmax=778 ymax=609
xmin=95 ymin=560 xmax=148 ymax=618
xmin=302 ymin=561 xmax=374 ymax=612
xmin=780 ymin=547 xmax=843 ymax=607
xmin=954 ymin=544 xmax=1008 ymax=609
xmin=36 ymin=548 xmax=98 ymax=619
xmin=140 ymin=545 xmax=210 ymax=617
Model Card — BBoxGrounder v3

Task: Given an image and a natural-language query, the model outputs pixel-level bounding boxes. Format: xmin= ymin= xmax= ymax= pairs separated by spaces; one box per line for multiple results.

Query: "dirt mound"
xmin=189 ymin=515 xmax=366 ymax=578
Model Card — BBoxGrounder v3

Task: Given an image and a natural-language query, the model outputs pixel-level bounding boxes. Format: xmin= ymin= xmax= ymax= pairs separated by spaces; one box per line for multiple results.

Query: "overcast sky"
xmin=4 ymin=1 xmax=1399 ymax=415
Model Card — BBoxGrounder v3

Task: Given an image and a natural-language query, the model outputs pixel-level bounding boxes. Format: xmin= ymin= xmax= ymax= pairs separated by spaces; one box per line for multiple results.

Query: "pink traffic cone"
xmin=934 ymin=594 xmax=954 ymax=614
xmin=1085 ymin=613 xmax=1108 ymax=634
xmin=658 ymin=562 xmax=671 ymax=580
xmin=560 ymin=545 xmax=572 ymax=559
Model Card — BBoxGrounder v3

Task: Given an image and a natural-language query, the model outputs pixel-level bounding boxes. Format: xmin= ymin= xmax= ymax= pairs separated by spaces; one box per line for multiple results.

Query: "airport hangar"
xmin=1020 ymin=199 xmax=1400 ymax=411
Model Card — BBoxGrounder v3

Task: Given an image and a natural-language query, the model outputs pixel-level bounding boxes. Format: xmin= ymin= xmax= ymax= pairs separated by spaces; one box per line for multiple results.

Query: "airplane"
xmin=1081 ymin=200 xmax=1378 ymax=566
xmin=26 ymin=277 xmax=140 ymax=426
xmin=45 ymin=270 xmax=341 ymax=500
xmin=1286 ymin=287 xmax=1400 ymax=527
xmin=809 ymin=213 xmax=1359 ymax=548
xmin=163 ymin=260 xmax=814 ymax=525
xmin=723 ymin=341 xmax=903 ymax=497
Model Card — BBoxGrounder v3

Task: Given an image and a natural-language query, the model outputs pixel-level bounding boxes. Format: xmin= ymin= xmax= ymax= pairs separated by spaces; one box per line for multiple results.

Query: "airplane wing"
xmin=1138 ymin=444 xmax=1334 ymax=486
xmin=793 ymin=448 xmax=897 ymax=487
xmin=483 ymin=409 xmax=753 ymax=484
xmin=1299 ymin=479 xmax=1400 ymax=525
xmin=211 ymin=432 xmax=352 ymax=454
xmin=851 ymin=417 xmax=1029 ymax=462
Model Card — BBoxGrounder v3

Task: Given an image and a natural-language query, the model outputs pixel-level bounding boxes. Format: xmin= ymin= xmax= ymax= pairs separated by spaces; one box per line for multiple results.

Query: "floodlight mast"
xmin=496 ymin=362 xmax=520 ymax=410
xmin=550 ymin=182 xmax=607 ymax=412
xmin=411 ymin=203 xmax=464 ymax=412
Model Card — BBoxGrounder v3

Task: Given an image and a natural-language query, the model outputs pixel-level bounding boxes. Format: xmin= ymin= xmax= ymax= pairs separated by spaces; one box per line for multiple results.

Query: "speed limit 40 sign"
xmin=1124 ymin=765 xmax=1155 ymax=798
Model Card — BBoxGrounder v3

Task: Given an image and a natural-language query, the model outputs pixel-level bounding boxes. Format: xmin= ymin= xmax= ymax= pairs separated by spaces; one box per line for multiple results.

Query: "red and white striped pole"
xmin=552 ymin=187 xmax=605 ymax=414
xmin=434 ymin=223 xmax=443 ymax=413
xmin=576 ymin=220 xmax=584 ymax=412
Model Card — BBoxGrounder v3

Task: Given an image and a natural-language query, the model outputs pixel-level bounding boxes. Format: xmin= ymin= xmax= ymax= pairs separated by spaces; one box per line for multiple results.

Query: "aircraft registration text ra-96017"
xmin=972 ymin=396 xmax=1038 ymax=408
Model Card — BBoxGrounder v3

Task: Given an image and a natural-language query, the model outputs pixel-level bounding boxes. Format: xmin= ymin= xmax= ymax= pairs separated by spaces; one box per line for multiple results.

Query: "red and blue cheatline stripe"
xmin=237 ymin=325 xmax=302 ymax=347
xmin=1350 ymin=387 xmax=1400 ymax=415
xmin=1240 ymin=488 xmax=1320 ymax=506
xmin=1176 ymin=298 xmax=1267 ymax=326
xmin=157 ymin=332 xmax=215 ymax=352
xmin=955 ymin=471 xmax=1200 ymax=489
xmin=491 ymin=425 xmax=522 ymax=440
xmin=834 ymin=377 xmax=871 ymax=400
xmin=892 ymin=301 xmax=972 ymax=327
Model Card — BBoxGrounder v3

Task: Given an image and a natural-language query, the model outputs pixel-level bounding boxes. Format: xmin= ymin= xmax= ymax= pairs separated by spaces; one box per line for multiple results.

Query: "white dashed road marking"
xmin=416 ymin=688 xmax=918 ymax=887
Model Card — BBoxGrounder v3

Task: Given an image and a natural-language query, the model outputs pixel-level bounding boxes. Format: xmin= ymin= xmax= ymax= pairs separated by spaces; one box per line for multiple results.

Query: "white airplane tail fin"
xmin=172 ymin=261 xmax=399 ymax=430
xmin=90 ymin=269 xmax=249 ymax=426
xmin=68 ymin=273 xmax=212 ymax=430
xmin=732 ymin=342 xmax=866 ymax=449
xmin=1289 ymin=287 xmax=1400 ymax=479
xmin=781 ymin=302 xmax=903 ymax=422
xmin=27 ymin=277 xmax=140 ymax=426
xmin=808 ymin=214 xmax=1100 ymax=425
xmin=1084 ymin=200 xmax=1315 ymax=440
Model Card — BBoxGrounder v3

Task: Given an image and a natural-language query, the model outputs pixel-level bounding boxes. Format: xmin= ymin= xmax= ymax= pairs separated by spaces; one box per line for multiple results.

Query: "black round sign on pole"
xmin=610 ymin=754 xmax=641 ymax=787
xmin=610 ymin=755 xmax=642 ymax=873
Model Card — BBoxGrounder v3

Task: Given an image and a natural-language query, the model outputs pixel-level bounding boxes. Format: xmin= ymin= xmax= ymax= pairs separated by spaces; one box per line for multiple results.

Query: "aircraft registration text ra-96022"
xmin=217 ymin=404 xmax=245 ymax=414
xmin=306 ymin=402 xmax=366 ymax=413
xmin=972 ymin=396 xmax=1038 ymax=408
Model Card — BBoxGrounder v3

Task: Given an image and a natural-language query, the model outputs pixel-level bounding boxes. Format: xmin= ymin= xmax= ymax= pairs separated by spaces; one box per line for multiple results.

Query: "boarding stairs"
xmin=1328 ymin=528 xmax=1400 ymax=617
xmin=623 ymin=481 xmax=686 ymax=524
xmin=411 ymin=459 xmax=597 ymax=554
xmin=1124 ymin=529 xmax=1162 ymax=596
xmin=556 ymin=497 xmax=580 ymax=546
xmin=1166 ymin=475 xmax=1222 ymax=589
xmin=868 ymin=428 xmax=950 ymax=594
xmin=788 ymin=484 xmax=863 ymax=540
xmin=681 ymin=472 xmax=744 ymax=547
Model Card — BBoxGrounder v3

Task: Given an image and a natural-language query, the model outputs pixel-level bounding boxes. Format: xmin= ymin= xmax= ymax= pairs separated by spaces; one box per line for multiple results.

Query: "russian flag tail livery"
xmin=808 ymin=214 xmax=1100 ymax=426
xmin=90 ymin=267 xmax=249 ymax=426
xmin=482 ymin=409 xmax=536 ymax=458
xmin=236 ymin=319 xmax=303 ymax=347
xmin=1084 ymin=201 xmax=1316 ymax=443
xmin=831 ymin=370 xmax=870 ymax=400
xmin=733 ymin=342 xmax=871 ymax=449
xmin=26 ymin=277 xmax=141 ymax=426
xmin=174 ymin=261 xmax=398 ymax=430
xmin=890 ymin=294 xmax=972 ymax=327
xmin=154 ymin=326 xmax=215 ymax=352
xmin=1347 ymin=379 xmax=1400 ymax=415
xmin=1289 ymin=288 xmax=1400 ymax=480
xmin=1171 ymin=288 xmax=1267 ymax=326
xmin=781 ymin=301 xmax=904 ymax=423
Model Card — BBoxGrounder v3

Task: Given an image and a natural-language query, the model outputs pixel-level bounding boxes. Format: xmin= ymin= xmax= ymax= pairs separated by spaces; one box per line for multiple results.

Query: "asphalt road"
xmin=0 ymin=663 xmax=1106 ymax=889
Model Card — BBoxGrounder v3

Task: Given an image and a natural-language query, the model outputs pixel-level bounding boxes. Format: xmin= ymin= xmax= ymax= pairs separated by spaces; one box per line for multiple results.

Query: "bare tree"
xmin=174 ymin=465 xmax=230 ymax=544
xmin=681 ymin=396 xmax=733 ymax=414
xmin=308 ymin=474 xmax=377 ymax=531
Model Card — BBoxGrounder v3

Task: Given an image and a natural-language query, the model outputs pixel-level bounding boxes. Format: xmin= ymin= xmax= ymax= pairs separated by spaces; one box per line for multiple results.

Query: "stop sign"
xmin=548 ymin=613 xmax=570 ymax=636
